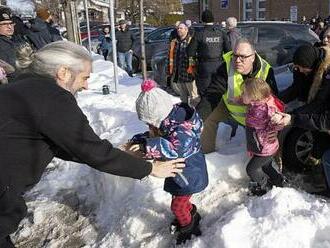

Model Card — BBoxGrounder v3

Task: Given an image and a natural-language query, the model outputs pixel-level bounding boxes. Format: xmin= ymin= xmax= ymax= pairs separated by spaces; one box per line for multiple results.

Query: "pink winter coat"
xmin=245 ymin=95 xmax=284 ymax=156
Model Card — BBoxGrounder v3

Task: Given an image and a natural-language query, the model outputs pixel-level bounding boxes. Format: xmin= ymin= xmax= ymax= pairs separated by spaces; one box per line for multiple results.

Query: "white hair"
xmin=226 ymin=17 xmax=238 ymax=29
xmin=16 ymin=41 xmax=92 ymax=78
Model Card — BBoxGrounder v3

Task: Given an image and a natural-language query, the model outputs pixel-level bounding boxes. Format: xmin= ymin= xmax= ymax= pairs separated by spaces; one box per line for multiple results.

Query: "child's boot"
xmin=248 ymin=181 xmax=272 ymax=196
xmin=176 ymin=210 xmax=202 ymax=245
xmin=170 ymin=204 xmax=200 ymax=234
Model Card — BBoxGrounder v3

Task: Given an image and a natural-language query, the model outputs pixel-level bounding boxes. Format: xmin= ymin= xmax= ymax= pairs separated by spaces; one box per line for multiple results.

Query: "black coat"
xmin=0 ymin=73 xmax=152 ymax=193
xmin=0 ymin=73 xmax=152 ymax=239
xmin=291 ymin=49 xmax=330 ymax=126
xmin=115 ymin=28 xmax=135 ymax=53
xmin=29 ymin=17 xmax=53 ymax=47
xmin=279 ymin=48 xmax=326 ymax=104
xmin=279 ymin=70 xmax=314 ymax=104
xmin=187 ymin=25 xmax=231 ymax=62
xmin=46 ymin=22 xmax=62 ymax=42
xmin=0 ymin=35 xmax=16 ymax=68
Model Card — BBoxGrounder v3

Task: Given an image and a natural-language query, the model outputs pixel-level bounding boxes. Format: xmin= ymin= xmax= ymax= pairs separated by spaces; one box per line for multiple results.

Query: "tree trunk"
xmin=139 ymin=0 xmax=147 ymax=80
xmin=62 ymin=0 xmax=80 ymax=44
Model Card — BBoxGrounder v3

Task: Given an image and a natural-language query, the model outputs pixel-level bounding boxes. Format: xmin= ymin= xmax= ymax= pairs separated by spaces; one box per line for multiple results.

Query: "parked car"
xmin=80 ymin=23 xmax=110 ymax=40
xmin=81 ymin=34 xmax=102 ymax=53
xmin=152 ymin=21 xmax=324 ymax=173
xmin=130 ymin=26 xmax=157 ymax=38
xmin=132 ymin=25 xmax=205 ymax=72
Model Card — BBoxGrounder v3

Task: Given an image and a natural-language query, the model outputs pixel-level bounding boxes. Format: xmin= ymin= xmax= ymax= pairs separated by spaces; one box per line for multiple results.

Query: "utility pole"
xmin=61 ymin=0 xmax=80 ymax=44
xmin=238 ymin=0 xmax=240 ymax=21
xmin=140 ymin=0 xmax=147 ymax=80
xmin=109 ymin=0 xmax=119 ymax=93
xmin=83 ymin=0 xmax=92 ymax=52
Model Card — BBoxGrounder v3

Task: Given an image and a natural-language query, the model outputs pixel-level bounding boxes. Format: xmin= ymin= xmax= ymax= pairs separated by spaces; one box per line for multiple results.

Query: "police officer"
xmin=187 ymin=9 xmax=231 ymax=118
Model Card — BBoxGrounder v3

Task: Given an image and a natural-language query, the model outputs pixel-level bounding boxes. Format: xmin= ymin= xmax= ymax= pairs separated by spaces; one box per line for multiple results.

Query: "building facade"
xmin=182 ymin=0 xmax=330 ymax=23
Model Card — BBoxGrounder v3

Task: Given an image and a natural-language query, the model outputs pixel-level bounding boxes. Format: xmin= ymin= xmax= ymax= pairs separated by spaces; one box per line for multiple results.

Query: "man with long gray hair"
xmin=0 ymin=41 xmax=185 ymax=247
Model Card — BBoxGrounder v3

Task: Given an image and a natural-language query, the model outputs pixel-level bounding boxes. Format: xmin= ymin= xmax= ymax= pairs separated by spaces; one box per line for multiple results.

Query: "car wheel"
xmin=132 ymin=55 xmax=140 ymax=73
xmin=283 ymin=128 xmax=314 ymax=172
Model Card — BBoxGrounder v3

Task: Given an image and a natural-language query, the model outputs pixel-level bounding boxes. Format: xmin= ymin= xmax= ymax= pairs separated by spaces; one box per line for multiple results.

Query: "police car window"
xmin=285 ymin=25 xmax=319 ymax=43
xmin=237 ymin=26 xmax=257 ymax=43
xmin=258 ymin=27 xmax=285 ymax=42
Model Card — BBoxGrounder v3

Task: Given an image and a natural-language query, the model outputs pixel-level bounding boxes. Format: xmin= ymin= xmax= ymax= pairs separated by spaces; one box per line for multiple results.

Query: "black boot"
xmin=248 ymin=181 xmax=272 ymax=196
xmin=0 ymin=236 xmax=15 ymax=248
xmin=310 ymin=189 xmax=330 ymax=198
xmin=176 ymin=211 xmax=202 ymax=245
xmin=170 ymin=204 xmax=200 ymax=234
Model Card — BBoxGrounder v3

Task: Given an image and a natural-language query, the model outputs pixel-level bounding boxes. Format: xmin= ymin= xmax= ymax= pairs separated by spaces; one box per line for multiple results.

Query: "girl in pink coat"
xmin=242 ymin=78 xmax=286 ymax=196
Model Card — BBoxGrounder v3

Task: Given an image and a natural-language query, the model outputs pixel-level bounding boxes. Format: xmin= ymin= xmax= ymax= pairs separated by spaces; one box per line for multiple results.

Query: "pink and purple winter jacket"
xmin=245 ymin=95 xmax=284 ymax=156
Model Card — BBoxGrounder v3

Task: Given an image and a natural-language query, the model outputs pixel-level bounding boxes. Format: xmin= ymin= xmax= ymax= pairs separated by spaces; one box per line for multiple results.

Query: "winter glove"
xmin=129 ymin=132 xmax=149 ymax=146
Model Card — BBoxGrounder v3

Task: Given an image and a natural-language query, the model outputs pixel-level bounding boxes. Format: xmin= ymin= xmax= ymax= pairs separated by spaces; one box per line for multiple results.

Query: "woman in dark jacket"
xmin=272 ymin=45 xmax=330 ymax=197
xmin=98 ymin=26 xmax=112 ymax=60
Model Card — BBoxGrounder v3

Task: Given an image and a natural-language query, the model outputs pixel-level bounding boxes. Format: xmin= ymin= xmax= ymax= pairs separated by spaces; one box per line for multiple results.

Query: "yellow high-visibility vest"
xmin=222 ymin=51 xmax=271 ymax=125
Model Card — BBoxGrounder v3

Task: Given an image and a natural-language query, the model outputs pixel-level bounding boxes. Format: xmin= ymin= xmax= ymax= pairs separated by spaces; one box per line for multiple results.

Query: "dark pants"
xmin=196 ymin=60 xmax=222 ymax=96
xmin=246 ymin=155 xmax=283 ymax=188
xmin=322 ymin=149 xmax=330 ymax=189
xmin=102 ymin=49 xmax=109 ymax=60
xmin=0 ymin=236 xmax=15 ymax=248
xmin=196 ymin=93 xmax=222 ymax=121
xmin=0 ymin=181 xmax=27 ymax=248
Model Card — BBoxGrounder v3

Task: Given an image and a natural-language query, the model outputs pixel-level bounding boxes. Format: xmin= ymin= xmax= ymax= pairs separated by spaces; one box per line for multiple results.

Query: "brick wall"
xmin=182 ymin=2 xmax=200 ymax=22
xmin=183 ymin=0 xmax=330 ymax=23
xmin=268 ymin=0 xmax=329 ymax=21
xmin=210 ymin=0 xmax=242 ymax=23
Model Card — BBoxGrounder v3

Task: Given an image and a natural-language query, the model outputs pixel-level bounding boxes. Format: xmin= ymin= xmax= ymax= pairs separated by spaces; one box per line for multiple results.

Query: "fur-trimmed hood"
xmin=308 ymin=47 xmax=330 ymax=103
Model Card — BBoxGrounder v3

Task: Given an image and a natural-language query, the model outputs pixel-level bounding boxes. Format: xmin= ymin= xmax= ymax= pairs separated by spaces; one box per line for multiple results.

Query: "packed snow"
xmin=11 ymin=54 xmax=330 ymax=248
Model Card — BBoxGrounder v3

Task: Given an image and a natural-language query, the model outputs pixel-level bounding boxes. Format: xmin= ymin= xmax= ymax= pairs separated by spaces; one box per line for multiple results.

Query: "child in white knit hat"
xmin=124 ymin=79 xmax=208 ymax=244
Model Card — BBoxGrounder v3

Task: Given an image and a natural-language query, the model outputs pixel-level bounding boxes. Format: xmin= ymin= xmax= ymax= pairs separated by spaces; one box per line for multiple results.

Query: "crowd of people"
xmin=0 ymin=6 xmax=62 ymax=83
xmin=2 ymin=4 xmax=330 ymax=247
xmin=301 ymin=15 xmax=330 ymax=40
xmin=157 ymin=8 xmax=330 ymax=243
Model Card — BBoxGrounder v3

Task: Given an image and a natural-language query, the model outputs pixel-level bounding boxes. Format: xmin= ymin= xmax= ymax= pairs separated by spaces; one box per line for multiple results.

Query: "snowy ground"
xmin=12 ymin=54 xmax=330 ymax=248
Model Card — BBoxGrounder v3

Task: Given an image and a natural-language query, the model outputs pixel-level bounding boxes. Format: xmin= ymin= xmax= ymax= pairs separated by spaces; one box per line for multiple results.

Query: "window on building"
xmin=203 ymin=0 xmax=209 ymax=10
xmin=245 ymin=0 xmax=252 ymax=10
xmin=258 ymin=0 xmax=266 ymax=9
xmin=258 ymin=11 xmax=266 ymax=20
xmin=243 ymin=0 xmax=253 ymax=21
xmin=256 ymin=0 xmax=266 ymax=20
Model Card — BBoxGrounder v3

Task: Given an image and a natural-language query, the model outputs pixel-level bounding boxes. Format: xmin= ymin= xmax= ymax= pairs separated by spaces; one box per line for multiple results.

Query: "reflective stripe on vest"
xmin=222 ymin=51 xmax=271 ymax=125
